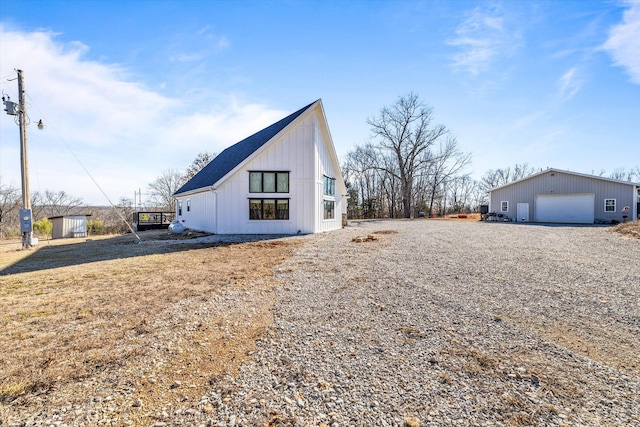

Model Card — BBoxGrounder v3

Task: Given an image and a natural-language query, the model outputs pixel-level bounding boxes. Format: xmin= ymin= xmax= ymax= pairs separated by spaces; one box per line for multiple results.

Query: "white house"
xmin=488 ymin=168 xmax=640 ymax=224
xmin=173 ymin=99 xmax=347 ymax=234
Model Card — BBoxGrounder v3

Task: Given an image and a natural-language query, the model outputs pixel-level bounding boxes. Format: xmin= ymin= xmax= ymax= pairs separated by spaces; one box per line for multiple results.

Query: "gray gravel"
xmin=4 ymin=220 xmax=639 ymax=426
xmin=177 ymin=220 xmax=640 ymax=426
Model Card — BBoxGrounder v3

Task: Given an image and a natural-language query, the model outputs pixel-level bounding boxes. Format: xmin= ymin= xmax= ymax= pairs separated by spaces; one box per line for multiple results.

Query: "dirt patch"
xmin=612 ymin=221 xmax=640 ymax=239
xmin=351 ymin=235 xmax=379 ymax=243
xmin=0 ymin=233 xmax=301 ymax=424
xmin=372 ymin=230 xmax=399 ymax=235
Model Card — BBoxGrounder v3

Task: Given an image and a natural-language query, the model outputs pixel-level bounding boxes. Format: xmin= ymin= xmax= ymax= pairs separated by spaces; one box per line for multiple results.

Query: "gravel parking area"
xmin=180 ymin=220 xmax=639 ymax=426
xmin=4 ymin=220 xmax=638 ymax=426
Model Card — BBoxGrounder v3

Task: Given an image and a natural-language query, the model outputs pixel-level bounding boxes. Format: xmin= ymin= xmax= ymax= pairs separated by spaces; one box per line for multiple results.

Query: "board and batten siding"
xmin=209 ymin=113 xmax=317 ymax=234
xmin=489 ymin=170 xmax=637 ymax=223
xmin=174 ymin=104 xmax=345 ymax=234
xmin=314 ymin=113 xmax=344 ymax=233
xmin=177 ymin=191 xmax=216 ymax=233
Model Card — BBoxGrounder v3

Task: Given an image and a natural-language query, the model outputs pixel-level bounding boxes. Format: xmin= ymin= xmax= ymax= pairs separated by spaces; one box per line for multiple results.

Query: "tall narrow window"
xmin=324 ymin=200 xmax=335 ymax=219
xmin=249 ymin=199 xmax=262 ymax=219
xmin=276 ymin=200 xmax=289 ymax=219
xmin=263 ymin=173 xmax=276 ymax=192
xmin=249 ymin=172 xmax=262 ymax=192
xmin=277 ymin=173 xmax=289 ymax=193
xmin=187 ymin=199 xmax=191 ymax=212
xmin=323 ymin=176 xmax=335 ymax=196
xmin=178 ymin=200 xmax=183 ymax=216
xmin=501 ymin=201 xmax=508 ymax=212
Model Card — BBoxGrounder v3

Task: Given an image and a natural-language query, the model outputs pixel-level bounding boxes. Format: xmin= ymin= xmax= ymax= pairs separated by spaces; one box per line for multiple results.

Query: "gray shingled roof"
xmin=174 ymin=100 xmax=317 ymax=195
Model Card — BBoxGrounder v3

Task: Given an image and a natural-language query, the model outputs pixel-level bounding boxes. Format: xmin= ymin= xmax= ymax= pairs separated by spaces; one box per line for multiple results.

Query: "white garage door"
xmin=535 ymin=194 xmax=594 ymax=224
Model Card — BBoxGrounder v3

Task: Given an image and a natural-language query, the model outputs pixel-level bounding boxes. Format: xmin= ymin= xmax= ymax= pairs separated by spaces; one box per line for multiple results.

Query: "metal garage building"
xmin=488 ymin=168 xmax=639 ymax=224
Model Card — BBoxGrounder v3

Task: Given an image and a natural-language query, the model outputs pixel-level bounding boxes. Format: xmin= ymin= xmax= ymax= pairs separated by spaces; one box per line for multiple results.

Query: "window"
xmin=501 ymin=201 xmax=508 ymax=212
xmin=187 ymin=199 xmax=191 ymax=212
xmin=324 ymin=200 xmax=335 ymax=219
xmin=177 ymin=200 xmax=183 ymax=216
xmin=604 ymin=199 xmax=616 ymax=212
xmin=323 ymin=175 xmax=336 ymax=196
xmin=249 ymin=199 xmax=289 ymax=220
xmin=249 ymin=171 xmax=289 ymax=193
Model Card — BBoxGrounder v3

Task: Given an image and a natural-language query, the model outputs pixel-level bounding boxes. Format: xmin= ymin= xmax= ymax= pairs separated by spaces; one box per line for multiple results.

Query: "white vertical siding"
xmin=313 ymin=114 xmax=343 ymax=233
xmin=214 ymin=113 xmax=317 ymax=234
xmin=177 ymin=191 xmax=216 ymax=233
xmin=51 ymin=216 xmax=87 ymax=239
xmin=175 ymin=105 xmax=345 ymax=234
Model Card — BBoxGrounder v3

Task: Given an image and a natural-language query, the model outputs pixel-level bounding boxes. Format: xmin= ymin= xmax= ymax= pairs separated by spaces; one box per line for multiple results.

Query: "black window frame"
xmin=323 ymin=200 xmax=335 ymax=220
xmin=249 ymin=171 xmax=290 ymax=193
xmin=323 ymin=175 xmax=336 ymax=197
xmin=249 ymin=198 xmax=290 ymax=220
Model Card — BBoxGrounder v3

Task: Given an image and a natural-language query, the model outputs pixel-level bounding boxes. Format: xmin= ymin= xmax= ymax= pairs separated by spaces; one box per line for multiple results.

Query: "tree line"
xmin=343 ymin=93 xmax=640 ymax=219
xmin=1 ymin=93 xmax=639 ymax=238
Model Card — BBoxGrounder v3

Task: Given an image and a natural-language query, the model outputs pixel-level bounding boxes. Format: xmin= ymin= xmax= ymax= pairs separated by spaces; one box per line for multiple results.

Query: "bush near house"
xmin=32 ymin=218 xmax=52 ymax=239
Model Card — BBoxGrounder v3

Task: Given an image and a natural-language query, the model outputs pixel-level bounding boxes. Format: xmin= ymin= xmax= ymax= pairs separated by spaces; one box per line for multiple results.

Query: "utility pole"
xmin=2 ymin=69 xmax=37 ymax=249
xmin=17 ymin=70 xmax=32 ymax=249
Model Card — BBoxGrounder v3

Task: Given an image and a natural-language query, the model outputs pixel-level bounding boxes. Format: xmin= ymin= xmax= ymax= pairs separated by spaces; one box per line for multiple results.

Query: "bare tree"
xmin=609 ymin=167 xmax=640 ymax=182
xmin=147 ymin=169 xmax=185 ymax=211
xmin=479 ymin=163 xmax=536 ymax=192
xmin=185 ymin=151 xmax=217 ymax=181
xmin=32 ymin=190 xmax=84 ymax=219
xmin=424 ymin=138 xmax=471 ymax=217
xmin=0 ymin=178 xmax=20 ymax=238
xmin=342 ymin=144 xmax=387 ymax=219
xmin=368 ymin=93 xmax=450 ymax=218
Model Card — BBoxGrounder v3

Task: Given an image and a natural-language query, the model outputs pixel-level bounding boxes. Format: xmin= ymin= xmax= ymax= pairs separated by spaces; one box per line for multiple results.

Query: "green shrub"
xmin=87 ymin=218 xmax=104 ymax=235
xmin=33 ymin=218 xmax=52 ymax=238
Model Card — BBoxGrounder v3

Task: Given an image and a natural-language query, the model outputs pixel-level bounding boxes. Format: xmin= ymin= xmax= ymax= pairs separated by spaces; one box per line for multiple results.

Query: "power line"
xmin=24 ymin=91 xmax=141 ymax=241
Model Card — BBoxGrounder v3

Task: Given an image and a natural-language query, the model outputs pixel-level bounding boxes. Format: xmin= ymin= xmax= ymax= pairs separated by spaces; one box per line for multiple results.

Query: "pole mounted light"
xmin=2 ymin=69 xmax=44 ymax=249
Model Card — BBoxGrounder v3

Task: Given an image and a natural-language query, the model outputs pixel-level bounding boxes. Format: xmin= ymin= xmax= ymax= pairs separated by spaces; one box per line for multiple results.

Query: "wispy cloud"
xmin=557 ymin=67 xmax=583 ymax=101
xmin=448 ymin=4 xmax=523 ymax=76
xmin=603 ymin=1 xmax=640 ymax=84
xmin=168 ymin=26 xmax=229 ymax=63
xmin=0 ymin=26 xmax=284 ymax=205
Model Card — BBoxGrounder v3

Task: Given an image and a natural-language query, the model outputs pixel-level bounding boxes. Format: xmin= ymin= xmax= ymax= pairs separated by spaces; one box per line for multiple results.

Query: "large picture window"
xmin=249 ymin=199 xmax=289 ymax=220
xmin=323 ymin=175 xmax=335 ymax=196
xmin=249 ymin=171 xmax=289 ymax=193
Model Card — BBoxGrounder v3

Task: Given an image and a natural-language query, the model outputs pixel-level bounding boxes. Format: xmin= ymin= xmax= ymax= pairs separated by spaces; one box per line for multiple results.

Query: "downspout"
xmin=210 ymin=186 xmax=217 ymax=234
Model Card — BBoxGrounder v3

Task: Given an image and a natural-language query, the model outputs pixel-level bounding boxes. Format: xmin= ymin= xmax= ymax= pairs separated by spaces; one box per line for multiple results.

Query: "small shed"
xmin=50 ymin=214 xmax=91 ymax=239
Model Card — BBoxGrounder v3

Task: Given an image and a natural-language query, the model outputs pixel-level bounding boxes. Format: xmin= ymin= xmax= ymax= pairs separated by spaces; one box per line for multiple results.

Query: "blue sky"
xmin=1 ymin=0 xmax=638 ymax=205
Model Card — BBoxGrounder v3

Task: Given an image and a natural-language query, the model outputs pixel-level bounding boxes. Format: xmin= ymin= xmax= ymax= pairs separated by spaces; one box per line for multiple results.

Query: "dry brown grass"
xmin=430 ymin=213 xmax=482 ymax=221
xmin=612 ymin=220 xmax=640 ymax=239
xmin=0 ymin=231 xmax=300 ymax=424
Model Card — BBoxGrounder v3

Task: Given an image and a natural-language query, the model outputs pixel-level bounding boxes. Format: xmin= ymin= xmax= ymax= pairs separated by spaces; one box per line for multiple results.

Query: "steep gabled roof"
xmin=174 ymin=100 xmax=317 ymax=195
xmin=488 ymin=167 xmax=640 ymax=192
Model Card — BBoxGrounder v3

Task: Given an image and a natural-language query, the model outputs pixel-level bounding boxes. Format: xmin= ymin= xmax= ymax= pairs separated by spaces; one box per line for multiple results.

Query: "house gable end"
xmin=174 ymin=100 xmax=318 ymax=196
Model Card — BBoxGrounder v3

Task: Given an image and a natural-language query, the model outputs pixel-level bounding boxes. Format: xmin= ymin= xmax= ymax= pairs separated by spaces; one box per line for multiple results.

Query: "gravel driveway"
xmin=178 ymin=219 xmax=639 ymax=426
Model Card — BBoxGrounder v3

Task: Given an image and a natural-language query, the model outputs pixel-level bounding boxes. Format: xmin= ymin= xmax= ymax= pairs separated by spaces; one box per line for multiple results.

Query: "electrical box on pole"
xmin=3 ymin=98 xmax=19 ymax=115
xmin=19 ymin=209 xmax=33 ymax=232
